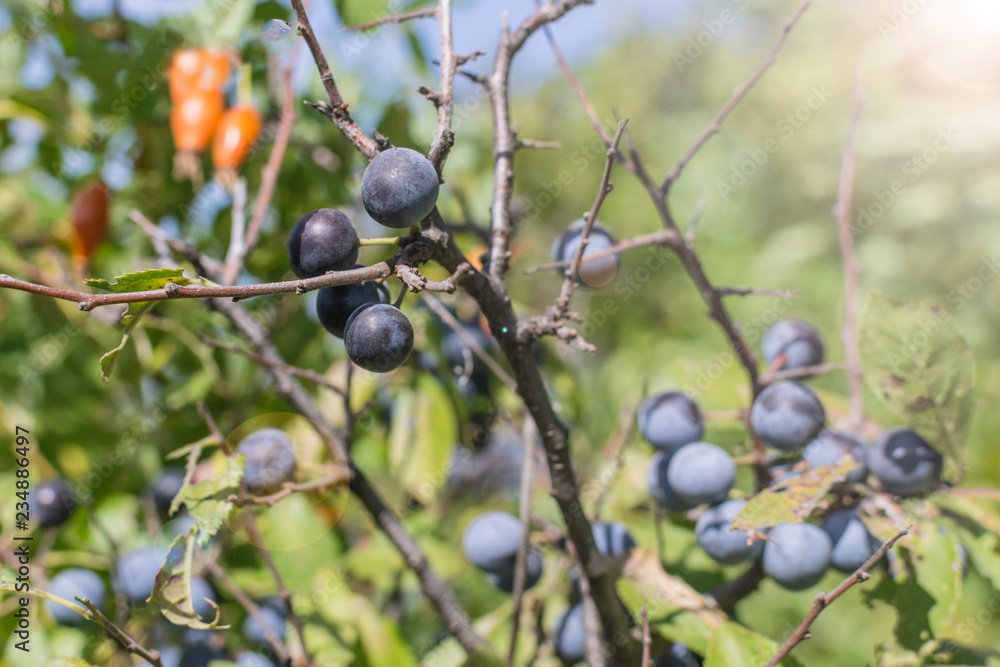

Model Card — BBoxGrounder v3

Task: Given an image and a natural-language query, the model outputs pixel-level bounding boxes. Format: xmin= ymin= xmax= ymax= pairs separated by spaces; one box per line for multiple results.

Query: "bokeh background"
xmin=2 ymin=0 xmax=1000 ymax=665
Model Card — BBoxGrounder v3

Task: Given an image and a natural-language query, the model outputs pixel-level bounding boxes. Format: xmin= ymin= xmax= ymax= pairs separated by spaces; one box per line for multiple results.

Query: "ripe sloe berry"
xmin=803 ymin=430 xmax=868 ymax=485
xmin=822 ymin=509 xmax=881 ymax=573
xmin=592 ymin=521 xmax=636 ymax=558
xmin=637 ymin=391 xmax=704 ymax=454
xmin=45 ymin=569 xmax=106 ymax=626
xmin=761 ymin=319 xmax=824 ymax=372
xmin=666 ymin=442 xmax=735 ymax=507
xmin=462 ymin=511 xmax=522 ymax=574
xmin=237 ymin=428 xmax=297 ymax=495
xmin=695 ymin=499 xmax=763 ymax=565
xmin=243 ymin=601 xmax=287 ymax=646
xmin=868 ymin=427 xmax=943 ymax=497
xmin=344 ymin=303 xmax=414 ymax=373
xmin=361 ymin=147 xmax=440 ymax=228
xmin=115 ymin=546 xmax=165 ymax=603
xmin=647 ymin=451 xmax=691 ymax=512
xmin=551 ymin=219 xmax=620 ymax=288
xmin=552 ymin=604 xmax=585 ymax=664
xmin=287 ymin=208 xmax=359 ymax=279
xmin=151 ymin=468 xmax=186 ymax=514
xmin=316 ymin=264 xmax=389 ymax=338
xmin=751 ymin=381 xmax=826 ymax=452
xmin=763 ymin=522 xmax=832 ymax=590
xmin=29 ymin=478 xmax=77 ymax=528
xmin=486 ymin=548 xmax=544 ymax=593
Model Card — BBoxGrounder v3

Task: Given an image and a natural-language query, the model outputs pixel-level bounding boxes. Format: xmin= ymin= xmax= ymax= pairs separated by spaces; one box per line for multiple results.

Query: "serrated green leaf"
xmin=389 ymin=375 xmax=457 ymax=502
xmin=705 ymin=621 xmax=802 ymax=667
xmin=730 ymin=459 xmax=858 ymax=533
xmin=149 ymin=531 xmax=229 ymax=630
xmin=85 ymin=269 xmax=211 ymax=382
xmin=859 ymin=290 xmax=974 ymax=471
xmin=173 ymin=454 xmax=245 ymax=546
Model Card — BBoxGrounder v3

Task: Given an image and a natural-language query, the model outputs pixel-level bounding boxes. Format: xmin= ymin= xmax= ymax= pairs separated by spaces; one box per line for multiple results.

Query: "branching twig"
xmin=660 ymin=1 xmax=812 ymax=194
xmin=523 ymin=230 xmax=675 ymax=274
xmin=763 ymin=528 xmax=908 ymax=667
xmin=342 ymin=7 xmax=436 ymax=32
xmin=229 ymin=469 xmax=350 ymax=507
xmin=290 ymin=0 xmax=377 ymax=156
xmin=200 ymin=336 xmax=348 ymax=395
xmin=77 ymin=598 xmax=164 ymax=667
xmin=833 ymin=74 xmax=866 ymax=430
xmin=396 ymin=263 xmax=471 ymax=293
xmin=0 ymin=263 xmax=404 ymax=311
xmin=428 ymin=0 xmax=456 ymax=170
xmin=554 ymin=120 xmax=628 ymax=312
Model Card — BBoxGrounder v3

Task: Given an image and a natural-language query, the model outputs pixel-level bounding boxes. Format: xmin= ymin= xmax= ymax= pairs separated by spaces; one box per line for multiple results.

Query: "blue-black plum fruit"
xmin=344 ymin=303 xmax=414 ymax=373
xmin=237 ymin=428 xmax=296 ymax=495
xmin=751 ymin=381 xmax=826 ymax=452
xmin=287 ymin=208 xmax=359 ymax=279
xmin=637 ymin=391 xmax=704 ymax=455
xmin=763 ymin=522 xmax=832 ymax=590
xmin=361 ymin=147 xmax=440 ymax=228
xmin=868 ymin=427 xmax=943 ymax=497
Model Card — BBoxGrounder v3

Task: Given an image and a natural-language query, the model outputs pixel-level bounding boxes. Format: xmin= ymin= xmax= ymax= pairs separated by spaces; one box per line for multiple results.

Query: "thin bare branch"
xmin=243 ymin=510 xmax=315 ymax=667
xmin=206 ymin=562 xmax=292 ymax=663
xmin=342 ymin=6 xmax=436 ymax=32
xmin=222 ymin=62 xmax=298 ymax=286
xmin=761 ymin=361 xmax=849 ymax=384
xmin=428 ymin=0 xmax=456 ymax=170
xmin=833 ymin=74 xmax=866 ymax=430
xmin=717 ymin=286 xmax=797 ymax=299
xmin=763 ymin=528 xmax=908 ymax=667
xmin=229 ymin=469 xmax=350 ymax=507
xmin=524 ymin=230 xmax=676 ymax=274
xmin=661 ymin=1 xmax=811 ymax=194
xmin=290 ymin=0 xmax=377 ymax=156
xmin=77 ymin=598 xmax=164 ymax=667
xmin=421 ymin=294 xmax=518 ymax=392
xmin=555 ymin=120 xmax=628 ymax=312
xmin=200 ymin=336 xmax=348 ymax=396
xmin=507 ymin=418 xmax=538 ymax=667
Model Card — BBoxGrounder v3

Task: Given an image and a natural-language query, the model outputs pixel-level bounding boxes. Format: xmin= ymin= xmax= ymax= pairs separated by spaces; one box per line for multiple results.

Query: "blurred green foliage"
xmin=2 ymin=0 xmax=1000 ymax=665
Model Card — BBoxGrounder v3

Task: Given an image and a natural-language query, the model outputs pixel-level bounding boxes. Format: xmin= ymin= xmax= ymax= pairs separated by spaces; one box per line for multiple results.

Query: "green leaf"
xmin=388 ymin=375 xmax=457 ymax=502
xmin=730 ymin=459 xmax=858 ymax=533
xmin=859 ymin=290 xmax=975 ymax=469
xmin=173 ymin=454 xmax=245 ymax=546
xmin=149 ymin=531 xmax=229 ymax=630
xmin=85 ymin=269 xmax=210 ymax=382
xmin=910 ymin=526 xmax=964 ymax=638
xmin=705 ymin=622 xmax=802 ymax=667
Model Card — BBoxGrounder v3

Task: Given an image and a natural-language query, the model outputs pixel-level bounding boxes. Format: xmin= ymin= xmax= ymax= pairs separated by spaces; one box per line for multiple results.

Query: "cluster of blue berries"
xmin=288 ymin=147 xmax=441 ymax=373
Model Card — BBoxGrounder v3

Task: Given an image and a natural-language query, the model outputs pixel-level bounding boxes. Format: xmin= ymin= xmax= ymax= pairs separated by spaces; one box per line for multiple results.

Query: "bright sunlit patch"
xmin=899 ymin=0 xmax=1000 ymax=90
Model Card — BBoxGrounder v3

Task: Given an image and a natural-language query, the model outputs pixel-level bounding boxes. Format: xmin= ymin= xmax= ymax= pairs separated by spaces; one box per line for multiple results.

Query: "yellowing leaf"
xmin=149 ymin=531 xmax=229 ymax=630
xmin=730 ymin=459 xmax=858 ymax=533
